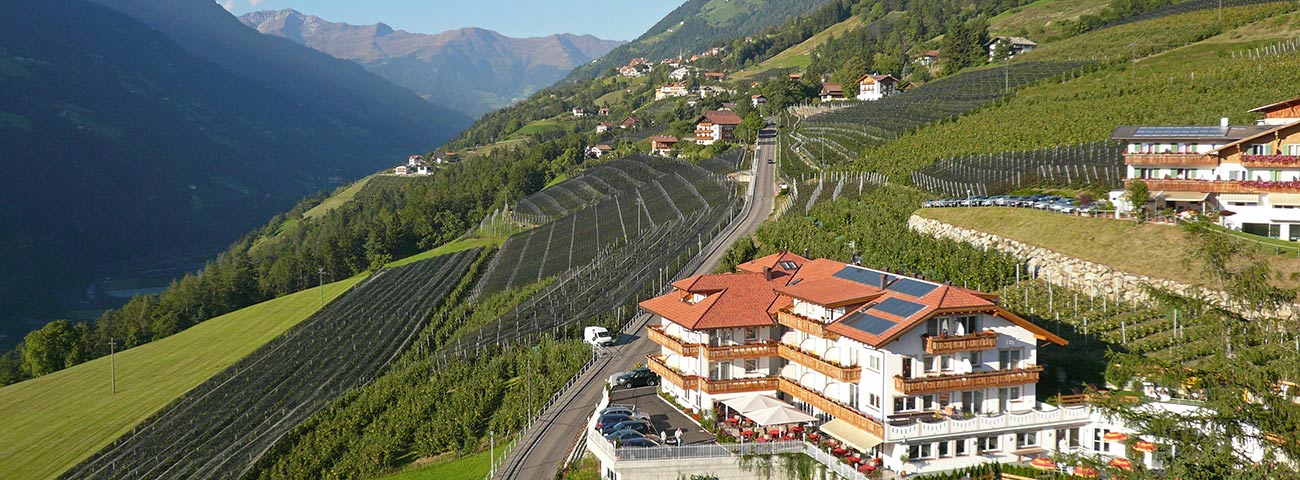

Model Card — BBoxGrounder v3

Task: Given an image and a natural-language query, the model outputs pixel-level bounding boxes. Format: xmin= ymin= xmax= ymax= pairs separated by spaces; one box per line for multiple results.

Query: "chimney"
xmin=763 ymin=266 xmax=773 ymax=281
xmin=879 ymin=273 xmax=887 ymax=290
xmin=1221 ymin=117 xmax=1230 ymax=128
xmin=802 ymin=248 xmax=810 ymax=258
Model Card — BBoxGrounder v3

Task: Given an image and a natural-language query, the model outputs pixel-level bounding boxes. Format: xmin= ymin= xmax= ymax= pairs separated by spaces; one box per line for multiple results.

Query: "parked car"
xmin=614 ymin=437 xmax=661 ymax=448
xmin=596 ymin=412 xmax=647 ymax=431
xmin=599 ymin=404 xmax=638 ymax=417
xmin=605 ymin=429 xmax=657 ymax=443
xmin=601 ymin=419 xmax=654 ymax=436
xmin=584 ymin=326 xmax=613 ymax=347
xmin=613 ymin=367 xmax=660 ymax=389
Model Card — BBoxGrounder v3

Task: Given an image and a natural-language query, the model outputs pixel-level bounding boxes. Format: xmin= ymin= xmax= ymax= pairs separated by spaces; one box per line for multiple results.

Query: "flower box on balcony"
xmin=1242 ymin=154 xmax=1300 ymax=167
xmin=923 ymin=331 xmax=998 ymax=354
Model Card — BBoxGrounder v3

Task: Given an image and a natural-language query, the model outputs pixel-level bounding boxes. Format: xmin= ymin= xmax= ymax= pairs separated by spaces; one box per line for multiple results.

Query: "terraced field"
xmin=62 ymin=250 xmax=481 ymax=480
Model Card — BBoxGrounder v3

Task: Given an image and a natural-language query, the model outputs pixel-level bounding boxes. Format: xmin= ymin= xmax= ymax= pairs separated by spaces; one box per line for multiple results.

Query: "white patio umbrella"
xmin=746 ymin=405 xmax=818 ymax=426
xmin=721 ymin=394 xmax=788 ymax=415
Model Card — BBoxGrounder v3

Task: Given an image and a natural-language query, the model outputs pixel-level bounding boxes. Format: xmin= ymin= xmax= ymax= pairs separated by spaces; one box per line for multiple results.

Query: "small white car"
xmin=584 ymin=326 xmax=614 ymax=347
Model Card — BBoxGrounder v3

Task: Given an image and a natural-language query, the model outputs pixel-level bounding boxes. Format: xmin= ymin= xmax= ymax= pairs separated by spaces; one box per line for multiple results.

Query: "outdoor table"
xmin=808 ymin=433 xmax=820 ymax=441
xmin=791 ymin=426 xmax=804 ymax=433
xmin=768 ymin=428 xmax=781 ymax=436
xmin=846 ymin=456 xmax=861 ymax=464
xmin=832 ymin=447 xmax=848 ymax=456
xmin=782 ymin=434 xmax=795 ymax=441
xmin=742 ymin=429 xmax=754 ymax=437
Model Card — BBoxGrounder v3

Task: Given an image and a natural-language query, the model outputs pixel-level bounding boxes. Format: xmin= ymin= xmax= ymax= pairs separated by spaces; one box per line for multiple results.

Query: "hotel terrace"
xmin=638 ymin=252 xmax=1093 ymax=473
xmin=1110 ymin=96 xmax=1300 ymax=240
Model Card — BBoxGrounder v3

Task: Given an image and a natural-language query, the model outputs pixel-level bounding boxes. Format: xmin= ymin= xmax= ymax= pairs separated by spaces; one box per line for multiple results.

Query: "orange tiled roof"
xmin=736 ymin=251 xmax=809 ymax=275
xmin=641 ymin=272 xmax=792 ymax=330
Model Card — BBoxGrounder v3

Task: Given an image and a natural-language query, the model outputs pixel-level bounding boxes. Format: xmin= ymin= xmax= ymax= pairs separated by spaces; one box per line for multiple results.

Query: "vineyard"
xmin=62 ymin=250 xmax=481 ymax=480
xmin=790 ymin=61 xmax=1095 ymax=167
xmin=483 ymin=155 xmax=738 ymax=293
xmin=779 ymin=171 xmax=889 ymax=217
xmin=910 ymin=141 xmax=1123 ymax=196
xmin=1099 ymin=0 xmax=1293 ymax=30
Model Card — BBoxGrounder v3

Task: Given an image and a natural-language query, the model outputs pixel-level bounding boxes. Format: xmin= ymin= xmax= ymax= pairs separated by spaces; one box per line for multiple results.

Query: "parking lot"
xmin=607 ymin=386 xmax=715 ymax=446
xmin=922 ymin=194 xmax=1111 ymax=215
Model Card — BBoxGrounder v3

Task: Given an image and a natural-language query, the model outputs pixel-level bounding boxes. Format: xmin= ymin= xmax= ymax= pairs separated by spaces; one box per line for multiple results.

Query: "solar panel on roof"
xmin=886 ymin=278 xmax=939 ymax=298
xmin=779 ymin=261 xmax=799 ymax=270
xmin=833 ymin=267 xmax=894 ymax=287
xmin=841 ymin=311 xmax=896 ymax=335
xmin=871 ymin=297 xmax=926 ymax=318
xmin=1132 ymin=126 xmax=1229 ymax=138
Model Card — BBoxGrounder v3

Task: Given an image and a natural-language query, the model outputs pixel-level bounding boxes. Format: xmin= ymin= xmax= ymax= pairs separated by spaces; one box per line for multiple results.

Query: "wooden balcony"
xmin=704 ymin=342 xmax=779 ymax=362
xmin=776 ymin=310 xmax=839 ymax=340
xmin=778 ymin=344 xmax=861 ymax=382
xmin=1127 ymin=178 xmax=1300 ymax=194
xmin=701 ymin=377 xmax=779 ymax=394
xmin=894 ymin=365 xmax=1044 ymax=396
xmin=647 ymin=325 xmax=700 ymax=356
xmin=924 ymin=331 xmax=999 ymax=355
xmin=778 ymin=378 xmax=884 ymax=438
xmin=1124 ymin=153 xmax=1218 ymax=167
xmin=1242 ymin=155 xmax=1300 ymax=168
xmin=647 ymin=354 xmax=698 ymax=390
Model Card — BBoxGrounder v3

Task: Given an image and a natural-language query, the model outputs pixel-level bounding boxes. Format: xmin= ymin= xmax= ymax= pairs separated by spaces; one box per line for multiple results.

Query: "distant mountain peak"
xmin=239 ymin=10 xmax=624 ymax=117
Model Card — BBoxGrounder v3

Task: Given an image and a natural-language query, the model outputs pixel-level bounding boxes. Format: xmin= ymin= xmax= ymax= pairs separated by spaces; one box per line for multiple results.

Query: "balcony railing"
xmin=777 ymin=378 xmax=884 ymax=439
xmin=647 ymin=355 xmax=698 ymax=390
xmin=1127 ymin=178 xmax=1300 ymax=194
xmin=1124 ymin=153 xmax=1218 ymax=167
xmin=1242 ymin=154 xmax=1300 ymax=168
xmin=883 ymin=404 xmax=1091 ymax=442
xmin=647 ymin=325 xmax=700 ymax=356
xmin=704 ymin=341 xmax=779 ymax=362
xmin=777 ymin=310 xmax=839 ymax=339
xmin=702 ymin=376 xmax=779 ymax=394
xmin=894 ymin=365 xmax=1044 ymax=396
xmin=923 ymin=331 xmax=999 ymax=354
xmin=778 ymin=344 xmax=862 ymax=382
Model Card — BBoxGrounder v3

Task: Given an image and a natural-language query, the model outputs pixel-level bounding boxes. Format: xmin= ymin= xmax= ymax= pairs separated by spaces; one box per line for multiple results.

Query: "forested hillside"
xmin=0 ymin=0 xmax=467 ymax=355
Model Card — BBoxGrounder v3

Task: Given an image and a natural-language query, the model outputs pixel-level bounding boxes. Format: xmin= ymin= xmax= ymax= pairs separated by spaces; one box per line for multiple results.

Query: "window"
xmin=1069 ymin=427 xmax=1081 ymax=448
xmin=979 ymin=436 xmax=1000 ymax=452
xmin=940 ymin=355 xmax=952 ymax=371
xmin=867 ymin=393 xmax=881 ymax=410
xmin=866 ymin=354 xmax=882 ymax=372
xmin=955 ymin=439 xmax=968 ymax=456
xmin=962 ymin=390 xmax=985 ymax=414
xmin=1290 ymin=144 xmax=1300 ymax=156
xmin=744 ymin=359 xmax=759 ymax=373
xmin=922 ymin=355 xmax=939 ymax=373
xmin=1250 ymin=144 xmax=1273 ymax=155
xmin=956 ymin=315 xmax=979 ymax=335
xmin=998 ymin=349 xmax=1022 ymax=370
xmin=744 ymin=327 xmax=759 ymax=342
xmin=1009 ymin=386 xmax=1022 ymax=401
xmin=938 ymin=441 xmax=951 ymax=458
xmin=849 ymin=384 xmax=860 ymax=408
xmin=926 ymin=317 xmax=951 ymax=336
xmin=968 ymin=351 xmax=983 ymax=370
xmin=908 ymin=443 xmax=933 ymax=459
xmin=1017 ymin=432 xmax=1038 ymax=448
xmin=895 ymin=396 xmax=918 ymax=412
xmin=922 ymin=394 xmax=936 ymax=410
xmin=1273 ymin=170 xmax=1283 ymax=182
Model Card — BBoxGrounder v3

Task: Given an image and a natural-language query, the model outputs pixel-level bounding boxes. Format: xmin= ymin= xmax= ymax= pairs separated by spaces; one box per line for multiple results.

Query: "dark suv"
xmin=614 ymin=367 xmax=660 ymax=389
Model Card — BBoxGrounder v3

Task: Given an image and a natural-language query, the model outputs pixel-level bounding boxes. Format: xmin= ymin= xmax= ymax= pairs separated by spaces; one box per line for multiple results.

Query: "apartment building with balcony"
xmin=1110 ymin=97 xmax=1300 ymax=239
xmin=639 ymin=252 xmax=1089 ymax=474
xmin=692 ymin=110 xmax=743 ymax=145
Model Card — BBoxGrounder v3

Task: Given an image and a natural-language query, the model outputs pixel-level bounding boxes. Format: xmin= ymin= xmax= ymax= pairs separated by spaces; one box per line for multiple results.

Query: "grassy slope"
xmin=989 ymin=0 xmax=1107 ymax=39
xmin=303 ymin=176 xmax=373 ymax=220
xmin=732 ymin=15 xmax=870 ymax=81
xmin=858 ymin=4 xmax=1300 ymax=177
xmin=372 ymin=445 xmax=507 ymax=480
xmin=386 ymin=236 xmax=503 ymax=268
xmin=0 ymin=274 xmax=365 ymax=480
xmin=915 ymin=207 xmax=1300 ymax=288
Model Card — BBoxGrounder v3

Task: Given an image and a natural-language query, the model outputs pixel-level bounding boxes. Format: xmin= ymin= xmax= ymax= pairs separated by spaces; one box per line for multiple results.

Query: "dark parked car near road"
xmin=601 ymin=419 xmax=653 ymax=436
xmin=613 ymin=367 xmax=660 ymax=389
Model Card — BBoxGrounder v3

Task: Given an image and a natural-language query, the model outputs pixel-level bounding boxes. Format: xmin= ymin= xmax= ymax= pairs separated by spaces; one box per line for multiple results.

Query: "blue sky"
xmin=219 ymin=0 xmax=685 ymax=41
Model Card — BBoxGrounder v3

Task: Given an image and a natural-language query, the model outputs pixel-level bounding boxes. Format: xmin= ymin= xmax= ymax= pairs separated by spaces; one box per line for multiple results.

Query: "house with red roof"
xmin=693 ymin=110 xmax=744 ymax=145
xmin=649 ymin=135 xmax=678 ymax=156
xmin=639 ymin=253 xmax=1086 ymax=474
xmin=820 ymin=82 xmax=846 ymax=102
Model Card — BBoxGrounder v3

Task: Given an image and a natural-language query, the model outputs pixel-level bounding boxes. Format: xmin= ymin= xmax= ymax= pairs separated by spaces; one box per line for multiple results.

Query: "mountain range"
xmin=240 ymin=9 xmax=624 ymax=117
xmin=0 ymin=0 xmax=470 ymax=346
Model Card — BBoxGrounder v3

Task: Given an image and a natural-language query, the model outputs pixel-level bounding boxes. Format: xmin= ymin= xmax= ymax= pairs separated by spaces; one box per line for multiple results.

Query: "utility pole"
xmin=109 ymin=338 xmax=117 ymax=394
xmin=490 ymin=430 xmax=496 ymax=477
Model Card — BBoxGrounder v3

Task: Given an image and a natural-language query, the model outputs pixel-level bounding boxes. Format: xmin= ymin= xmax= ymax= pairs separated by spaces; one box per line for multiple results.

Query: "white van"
xmin=584 ymin=326 xmax=614 ymax=347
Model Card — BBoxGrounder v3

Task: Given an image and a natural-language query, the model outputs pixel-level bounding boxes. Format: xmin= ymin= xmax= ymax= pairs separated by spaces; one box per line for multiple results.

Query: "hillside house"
xmin=596 ymin=122 xmax=614 ymax=133
xmin=752 ymin=95 xmax=768 ymax=107
xmin=820 ymin=82 xmax=846 ymax=102
xmin=704 ymin=72 xmax=726 ymax=81
xmin=573 ymin=107 xmax=588 ymax=117
xmin=1110 ymin=97 xmax=1300 ymax=239
xmin=432 ymin=151 xmax=460 ymax=165
xmin=650 ymin=135 xmax=678 ymax=156
xmin=618 ymin=64 xmax=647 ymax=77
xmin=586 ymin=144 xmax=613 ymax=158
xmin=788 ymin=73 xmax=803 ymax=80
xmin=670 ymin=67 xmax=693 ymax=81
xmin=694 ymin=110 xmax=743 ymax=145
xmin=656 ymin=82 xmax=690 ymax=100
xmin=857 ymin=74 xmax=899 ymax=101
xmin=620 ymin=116 xmax=638 ymax=129
xmin=918 ymin=50 xmax=940 ymax=66
xmin=986 ymin=37 xmax=1037 ymax=60
xmin=640 ymin=252 xmax=1085 ymax=474
xmin=598 ymin=107 xmax=610 ymax=117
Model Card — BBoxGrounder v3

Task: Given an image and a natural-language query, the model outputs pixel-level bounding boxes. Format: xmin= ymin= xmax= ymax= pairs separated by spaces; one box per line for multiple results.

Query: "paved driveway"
xmin=609 ymin=386 xmax=714 ymax=445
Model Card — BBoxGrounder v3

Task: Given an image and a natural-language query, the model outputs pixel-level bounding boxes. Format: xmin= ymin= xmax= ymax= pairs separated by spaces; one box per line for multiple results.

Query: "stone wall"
xmin=907 ymin=214 xmax=1289 ymax=316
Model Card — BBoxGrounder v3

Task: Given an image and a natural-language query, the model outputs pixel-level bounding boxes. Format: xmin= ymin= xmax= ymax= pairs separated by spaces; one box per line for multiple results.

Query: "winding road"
xmin=494 ymin=125 xmax=779 ymax=479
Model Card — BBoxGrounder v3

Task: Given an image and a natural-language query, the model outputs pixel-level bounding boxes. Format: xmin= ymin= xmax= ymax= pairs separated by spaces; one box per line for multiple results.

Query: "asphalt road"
xmin=494 ymin=127 xmax=779 ymax=479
